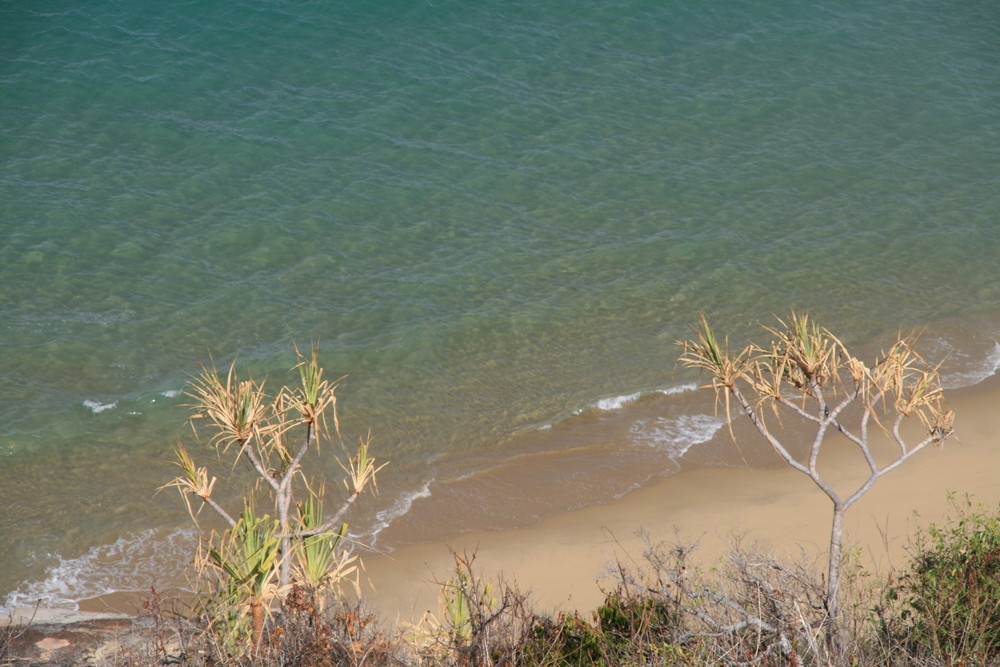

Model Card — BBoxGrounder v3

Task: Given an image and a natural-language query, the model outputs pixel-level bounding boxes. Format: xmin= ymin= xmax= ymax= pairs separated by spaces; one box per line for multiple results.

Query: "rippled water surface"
xmin=2 ymin=0 xmax=999 ymax=606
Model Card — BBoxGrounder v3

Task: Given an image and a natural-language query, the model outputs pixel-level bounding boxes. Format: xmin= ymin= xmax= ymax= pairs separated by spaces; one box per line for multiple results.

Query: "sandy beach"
xmin=68 ymin=370 xmax=1000 ymax=627
xmin=362 ymin=372 xmax=1000 ymax=623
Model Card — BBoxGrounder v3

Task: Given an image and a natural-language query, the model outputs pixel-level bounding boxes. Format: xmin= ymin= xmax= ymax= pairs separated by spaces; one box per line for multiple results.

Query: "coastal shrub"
xmin=265 ymin=589 xmax=404 ymax=667
xmin=612 ymin=536 xmax=830 ymax=667
xmin=522 ymin=534 xmax=895 ymax=667
xmin=418 ymin=551 xmax=538 ymax=666
xmin=678 ymin=313 xmax=955 ymax=647
xmin=525 ymin=613 xmax=608 ymax=666
xmin=884 ymin=497 xmax=1000 ymax=663
xmin=162 ymin=347 xmax=385 ymax=653
xmin=0 ymin=612 xmax=28 ymax=665
xmin=185 ymin=585 xmax=405 ymax=667
xmin=522 ymin=593 xmax=687 ymax=666
xmin=440 ymin=560 xmax=493 ymax=649
xmin=16 ymin=530 xmax=1000 ymax=666
xmin=597 ymin=593 xmax=678 ymax=650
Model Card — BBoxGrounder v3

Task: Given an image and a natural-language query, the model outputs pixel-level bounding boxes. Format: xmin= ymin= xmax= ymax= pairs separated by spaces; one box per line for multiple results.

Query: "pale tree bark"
xmin=679 ymin=314 xmax=954 ymax=651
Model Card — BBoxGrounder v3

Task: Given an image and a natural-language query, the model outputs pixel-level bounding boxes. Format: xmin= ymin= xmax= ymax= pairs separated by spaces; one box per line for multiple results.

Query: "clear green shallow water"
xmin=2 ymin=0 xmax=1000 ymax=607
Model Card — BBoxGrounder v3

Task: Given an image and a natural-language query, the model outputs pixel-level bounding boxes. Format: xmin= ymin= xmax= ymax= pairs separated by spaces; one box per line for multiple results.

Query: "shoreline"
xmin=361 ymin=371 xmax=1000 ymax=623
xmin=32 ymin=370 xmax=1000 ymax=625
xmin=7 ymin=364 xmax=998 ymax=667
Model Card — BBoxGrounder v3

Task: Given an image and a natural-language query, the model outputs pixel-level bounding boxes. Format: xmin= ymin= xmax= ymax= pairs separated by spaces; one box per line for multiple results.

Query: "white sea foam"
xmin=590 ymin=383 xmax=698 ymax=413
xmin=82 ymin=399 xmax=117 ymax=414
xmin=160 ymin=389 xmax=181 ymax=398
xmin=629 ymin=414 xmax=725 ymax=459
xmin=657 ymin=383 xmax=699 ymax=396
xmin=2 ymin=527 xmax=196 ymax=611
xmin=595 ymin=392 xmax=642 ymax=411
xmin=941 ymin=341 xmax=1000 ymax=389
xmin=367 ymin=480 xmax=434 ymax=546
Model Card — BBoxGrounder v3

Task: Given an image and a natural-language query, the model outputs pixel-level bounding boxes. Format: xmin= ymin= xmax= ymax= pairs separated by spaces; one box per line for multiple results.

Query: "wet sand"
xmin=71 ymin=373 xmax=1000 ymax=626
xmin=363 ymin=373 xmax=1000 ymax=623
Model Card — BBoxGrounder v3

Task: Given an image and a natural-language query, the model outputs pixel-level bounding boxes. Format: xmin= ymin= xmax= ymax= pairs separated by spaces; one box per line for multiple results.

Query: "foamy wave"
xmin=941 ymin=341 xmax=1000 ymax=389
xmin=595 ymin=392 xmax=642 ymax=411
xmin=85 ymin=387 xmax=182 ymax=414
xmin=3 ymin=528 xmax=196 ymax=611
xmin=589 ymin=383 xmax=698 ymax=413
xmin=83 ymin=399 xmax=117 ymax=414
xmin=367 ymin=481 xmax=433 ymax=546
xmin=658 ymin=383 xmax=699 ymax=396
xmin=629 ymin=414 xmax=725 ymax=458
xmin=147 ymin=389 xmax=181 ymax=406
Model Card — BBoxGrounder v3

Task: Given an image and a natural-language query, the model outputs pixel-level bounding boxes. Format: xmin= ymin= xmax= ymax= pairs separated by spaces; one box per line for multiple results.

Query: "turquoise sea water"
xmin=2 ymin=0 xmax=1000 ymax=606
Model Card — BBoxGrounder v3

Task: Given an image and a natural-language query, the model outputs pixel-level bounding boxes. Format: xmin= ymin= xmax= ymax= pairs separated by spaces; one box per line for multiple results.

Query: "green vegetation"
xmin=882 ymin=496 xmax=1000 ymax=664
xmin=678 ymin=313 xmax=954 ymax=647
xmin=15 ymin=329 xmax=988 ymax=666
xmin=68 ymin=509 xmax=1000 ymax=666
xmin=523 ymin=594 xmax=686 ymax=666
xmin=162 ymin=347 xmax=384 ymax=654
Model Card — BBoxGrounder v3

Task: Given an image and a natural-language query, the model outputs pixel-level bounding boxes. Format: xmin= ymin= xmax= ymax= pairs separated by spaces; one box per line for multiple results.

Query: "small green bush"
xmin=522 ymin=592 xmax=685 ymax=666
xmin=526 ymin=613 xmax=607 ymax=666
xmin=887 ymin=497 xmax=1000 ymax=662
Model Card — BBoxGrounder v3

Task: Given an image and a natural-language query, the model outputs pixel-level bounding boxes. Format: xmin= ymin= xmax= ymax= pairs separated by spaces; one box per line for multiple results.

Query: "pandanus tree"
xmin=163 ymin=347 xmax=385 ymax=648
xmin=678 ymin=313 xmax=954 ymax=646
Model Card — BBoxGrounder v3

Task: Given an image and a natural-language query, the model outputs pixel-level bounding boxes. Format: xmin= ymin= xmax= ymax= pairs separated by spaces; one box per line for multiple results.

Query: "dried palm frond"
xmin=758 ymin=312 xmax=838 ymax=391
xmin=284 ymin=344 xmax=343 ymax=445
xmin=161 ymin=444 xmax=236 ymax=527
xmin=678 ymin=314 xmax=752 ymax=421
xmin=864 ymin=336 xmax=953 ymax=439
xmin=342 ymin=433 xmax=388 ymax=497
xmin=161 ymin=444 xmax=214 ymax=514
xmin=186 ymin=360 xmax=274 ymax=455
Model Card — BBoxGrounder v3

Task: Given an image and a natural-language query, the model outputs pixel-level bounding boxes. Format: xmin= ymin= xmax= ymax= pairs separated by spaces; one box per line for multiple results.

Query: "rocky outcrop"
xmin=2 ymin=609 xmax=186 ymax=666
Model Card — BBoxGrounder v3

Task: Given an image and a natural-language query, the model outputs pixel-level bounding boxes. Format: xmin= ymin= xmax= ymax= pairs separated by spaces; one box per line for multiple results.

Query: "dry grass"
xmin=10 ymin=522 xmax=1000 ymax=667
xmin=677 ymin=313 xmax=956 ymax=641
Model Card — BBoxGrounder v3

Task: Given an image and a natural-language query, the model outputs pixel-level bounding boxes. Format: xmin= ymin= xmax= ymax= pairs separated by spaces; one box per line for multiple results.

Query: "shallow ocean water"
xmin=2 ymin=0 xmax=999 ymax=606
